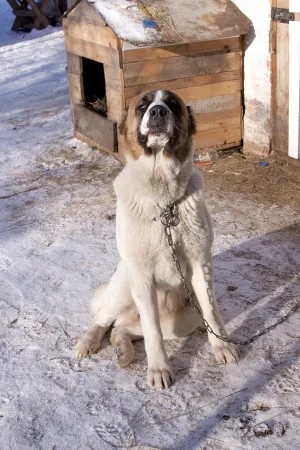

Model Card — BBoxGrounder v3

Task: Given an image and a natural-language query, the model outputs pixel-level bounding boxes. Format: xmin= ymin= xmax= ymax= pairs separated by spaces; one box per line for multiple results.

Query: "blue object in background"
xmin=260 ymin=161 xmax=269 ymax=167
xmin=143 ymin=19 xmax=157 ymax=28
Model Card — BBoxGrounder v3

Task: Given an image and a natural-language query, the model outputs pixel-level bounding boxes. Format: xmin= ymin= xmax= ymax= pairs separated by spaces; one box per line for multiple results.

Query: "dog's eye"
xmin=165 ymin=96 xmax=180 ymax=109
xmin=137 ymin=103 xmax=147 ymax=111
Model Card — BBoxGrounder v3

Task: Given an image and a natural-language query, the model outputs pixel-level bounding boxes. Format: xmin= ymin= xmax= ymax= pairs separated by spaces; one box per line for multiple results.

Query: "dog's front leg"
xmin=129 ymin=268 xmax=173 ymax=389
xmin=191 ymin=255 xmax=240 ymax=363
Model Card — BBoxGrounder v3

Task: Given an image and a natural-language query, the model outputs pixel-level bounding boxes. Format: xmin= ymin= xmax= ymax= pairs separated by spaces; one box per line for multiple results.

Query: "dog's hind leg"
xmin=76 ymin=261 xmax=133 ymax=359
xmin=110 ymin=327 xmax=135 ymax=367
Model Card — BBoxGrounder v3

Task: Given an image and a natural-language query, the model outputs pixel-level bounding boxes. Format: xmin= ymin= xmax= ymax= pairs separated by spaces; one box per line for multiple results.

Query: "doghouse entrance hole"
xmin=82 ymin=57 xmax=107 ymax=117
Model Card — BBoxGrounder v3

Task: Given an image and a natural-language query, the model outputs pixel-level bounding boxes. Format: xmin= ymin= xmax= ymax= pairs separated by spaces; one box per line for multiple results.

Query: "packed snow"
xmin=89 ymin=0 xmax=251 ymax=46
xmin=91 ymin=0 xmax=160 ymax=46
xmin=1 ymin=6 xmax=300 ymax=449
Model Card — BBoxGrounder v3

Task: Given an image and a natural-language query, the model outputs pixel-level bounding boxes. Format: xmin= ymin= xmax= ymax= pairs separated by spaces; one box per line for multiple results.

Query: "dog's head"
xmin=120 ymin=90 xmax=196 ymax=161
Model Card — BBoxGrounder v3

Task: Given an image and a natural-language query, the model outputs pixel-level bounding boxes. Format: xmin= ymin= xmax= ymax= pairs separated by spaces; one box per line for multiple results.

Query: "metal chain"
xmin=160 ymin=203 xmax=300 ymax=346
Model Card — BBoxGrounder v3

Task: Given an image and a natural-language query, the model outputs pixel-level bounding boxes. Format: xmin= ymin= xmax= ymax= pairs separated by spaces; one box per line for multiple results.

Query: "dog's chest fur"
xmin=113 ymin=154 xmax=213 ymax=288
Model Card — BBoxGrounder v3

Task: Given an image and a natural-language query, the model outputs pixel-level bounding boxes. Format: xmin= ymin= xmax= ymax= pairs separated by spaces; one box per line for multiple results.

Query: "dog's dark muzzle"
xmin=148 ymin=105 xmax=169 ymax=131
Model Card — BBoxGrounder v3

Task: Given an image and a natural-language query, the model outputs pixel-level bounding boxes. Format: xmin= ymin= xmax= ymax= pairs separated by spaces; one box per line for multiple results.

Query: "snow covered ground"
xmin=1 ymin=7 xmax=300 ymax=449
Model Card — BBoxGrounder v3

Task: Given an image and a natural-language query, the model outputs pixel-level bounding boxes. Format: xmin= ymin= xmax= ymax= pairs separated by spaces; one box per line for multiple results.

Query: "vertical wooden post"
xmin=289 ymin=0 xmax=300 ymax=159
xmin=271 ymin=0 xmax=290 ymax=155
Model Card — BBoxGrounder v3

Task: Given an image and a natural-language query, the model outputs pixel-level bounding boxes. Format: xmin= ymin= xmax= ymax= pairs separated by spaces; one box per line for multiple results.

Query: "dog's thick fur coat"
xmin=77 ymin=90 xmax=240 ymax=388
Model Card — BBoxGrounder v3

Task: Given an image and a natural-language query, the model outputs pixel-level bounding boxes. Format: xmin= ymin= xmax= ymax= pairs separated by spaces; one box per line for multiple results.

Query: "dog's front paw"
xmin=147 ymin=367 xmax=173 ymax=389
xmin=76 ymin=325 xmax=102 ymax=359
xmin=212 ymin=342 xmax=240 ymax=364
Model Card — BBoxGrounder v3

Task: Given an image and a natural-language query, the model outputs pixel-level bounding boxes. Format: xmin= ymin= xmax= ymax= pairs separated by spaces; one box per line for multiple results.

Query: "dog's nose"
xmin=149 ymin=105 xmax=167 ymax=118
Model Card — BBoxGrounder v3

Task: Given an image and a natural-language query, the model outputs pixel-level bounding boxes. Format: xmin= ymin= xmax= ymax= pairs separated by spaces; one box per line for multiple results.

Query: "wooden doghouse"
xmin=63 ymin=0 xmax=251 ymax=162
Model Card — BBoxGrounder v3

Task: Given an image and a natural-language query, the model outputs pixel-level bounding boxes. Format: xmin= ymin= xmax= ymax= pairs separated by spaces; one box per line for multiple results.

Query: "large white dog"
xmin=76 ymin=90 xmax=240 ymax=388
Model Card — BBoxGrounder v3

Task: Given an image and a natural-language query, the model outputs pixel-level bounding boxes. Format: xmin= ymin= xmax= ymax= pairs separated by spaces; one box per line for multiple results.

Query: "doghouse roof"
xmin=87 ymin=0 xmax=252 ymax=47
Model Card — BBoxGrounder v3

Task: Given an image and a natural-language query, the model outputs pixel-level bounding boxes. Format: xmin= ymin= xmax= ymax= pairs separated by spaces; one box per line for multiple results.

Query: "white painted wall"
xmin=232 ymin=0 xmax=272 ymax=155
xmin=289 ymin=0 xmax=300 ymax=159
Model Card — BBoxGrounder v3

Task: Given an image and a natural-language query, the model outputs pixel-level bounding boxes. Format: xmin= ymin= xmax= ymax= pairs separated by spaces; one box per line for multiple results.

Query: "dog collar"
xmin=153 ymin=202 xmax=180 ymax=226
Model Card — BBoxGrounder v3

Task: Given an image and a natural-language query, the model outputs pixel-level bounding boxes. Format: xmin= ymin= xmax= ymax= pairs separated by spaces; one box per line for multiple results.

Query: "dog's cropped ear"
xmin=118 ymin=108 xmax=128 ymax=136
xmin=187 ymin=106 xmax=196 ymax=136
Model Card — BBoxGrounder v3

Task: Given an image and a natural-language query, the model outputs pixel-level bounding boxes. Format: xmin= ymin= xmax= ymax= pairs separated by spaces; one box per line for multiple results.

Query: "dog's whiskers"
xmin=174 ymin=123 xmax=184 ymax=133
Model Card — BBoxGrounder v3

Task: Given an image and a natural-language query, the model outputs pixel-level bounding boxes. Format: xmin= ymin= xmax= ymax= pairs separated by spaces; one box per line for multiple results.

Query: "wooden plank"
xmin=124 ymin=70 xmax=240 ymax=104
xmin=194 ymin=109 xmax=241 ymax=132
xmin=120 ymin=68 xmax=126 ymax=112
xmin=271 ymin=0 xmax=289 ymax=155
xmin=193 ymin=125 xmax=241 ymax=150
xmin=104 ymin=65 xmax=123 ymax=91
xmin=172 ymin=79 xmax=241 ymax=103
xmin=64 ymin=35 xmax=120 ymax=67
xmin=6 ymin=0 xmax=20 ymax=9
xmin=188 ymin=94 xmax=241 ymax=115
xmin=73 ymin=104 xmax=117 ymax=153
xmin=66 ymin=52 xmax=82 ymax=75
xmin=277 ymin=0 xmax=288 ymax=7
xmin=75 ymin=131 xmax=123 ymax=162
xmin=66 ymin=0 xmax=106 ymax=26
xmin=270 ymin=0 xmax=277 ymax=152
xmin=68 ymin=73 xmax=84 ymax=103
xmin=123 ymin=37 xmax=242 ymax=63
xmin=106 ymin=87 xmax=124 ymax=122
xmin=13 ymin=10 xmax=35 ymax=16
xmin=26 ymin=0 xmax=48 ymax=27
xmin=126 ymin=79 xmax=241 ymax=106
xmin=63 ymin=18 xmax=119 ymax=49
xmin=194 ymin=140 xmax=242 ymax=154
xmin=124 ymin=52 xmax=241 ymax=87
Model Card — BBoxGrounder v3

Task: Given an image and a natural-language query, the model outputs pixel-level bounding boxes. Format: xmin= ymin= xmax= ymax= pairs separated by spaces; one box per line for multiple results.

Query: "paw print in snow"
xmin=94 ymin=419 xmax=135 ymax=447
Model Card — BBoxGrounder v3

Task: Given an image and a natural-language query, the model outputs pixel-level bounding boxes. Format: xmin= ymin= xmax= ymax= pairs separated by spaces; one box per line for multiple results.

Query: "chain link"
xmin=160 ymin=204 xmax=300 ymax=346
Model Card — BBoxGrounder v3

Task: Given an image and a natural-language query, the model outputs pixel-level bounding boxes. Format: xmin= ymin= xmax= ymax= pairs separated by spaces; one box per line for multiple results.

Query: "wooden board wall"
xmin=73 ymin=104 xmax=118 ymax=153
xmin=65 ymin=0 xmax=106 ymax=26
xmin=66 ymin=53 xmax=118 ymax=155
xmin=66 ymin=52 xmax=84 ymax=105
xmin=63 ymin=14 xmax=124 ymax=123
xmin=63 ymin=12 xmax=124 ymax=153
xmin=63 ymin=19 xmax=120 ymax=67
xmin=123 ymin=37 xmax=243 ymax=151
